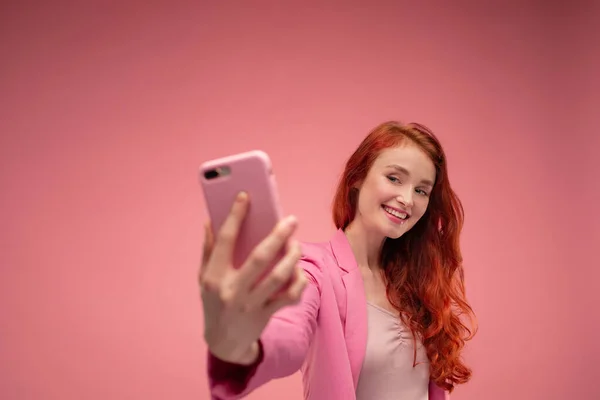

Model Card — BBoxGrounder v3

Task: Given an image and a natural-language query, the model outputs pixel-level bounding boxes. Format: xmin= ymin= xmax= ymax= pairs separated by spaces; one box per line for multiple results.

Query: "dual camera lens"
xmin=203 ymin=166 xmax=231 ymax=180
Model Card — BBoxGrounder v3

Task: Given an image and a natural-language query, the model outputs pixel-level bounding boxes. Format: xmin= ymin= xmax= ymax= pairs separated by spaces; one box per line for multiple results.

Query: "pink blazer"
xmin=208 ymin=228 xmax=449 ymax=400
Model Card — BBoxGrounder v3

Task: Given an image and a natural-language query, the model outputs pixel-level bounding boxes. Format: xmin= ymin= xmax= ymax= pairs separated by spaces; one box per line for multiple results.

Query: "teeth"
xmin=384 ymin=206 xmax=408 ymax=219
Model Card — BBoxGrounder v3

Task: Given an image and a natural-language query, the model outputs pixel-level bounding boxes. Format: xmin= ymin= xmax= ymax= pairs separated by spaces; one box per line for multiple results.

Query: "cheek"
xmin=359 ymin=181 xmax=384 ymax=205
xmin=370 ymin=180 xmax=394 ymax=201
xmin=413 ymin=199 xmax=430 ymax=218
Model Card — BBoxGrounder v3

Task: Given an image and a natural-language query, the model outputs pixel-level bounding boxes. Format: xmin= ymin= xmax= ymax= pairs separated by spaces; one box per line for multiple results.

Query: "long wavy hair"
xmin=332 ymin=121 xmax=477 ymax=392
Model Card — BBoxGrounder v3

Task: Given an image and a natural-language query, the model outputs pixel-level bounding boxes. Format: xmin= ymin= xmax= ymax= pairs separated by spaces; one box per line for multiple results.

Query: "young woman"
xmin=199 ymin=121 xmax=477 ymax=400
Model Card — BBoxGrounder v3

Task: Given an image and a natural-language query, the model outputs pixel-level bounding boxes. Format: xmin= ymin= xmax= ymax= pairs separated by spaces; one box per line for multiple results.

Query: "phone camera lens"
xmin=204 ymin=169 xmax=219 ymax=180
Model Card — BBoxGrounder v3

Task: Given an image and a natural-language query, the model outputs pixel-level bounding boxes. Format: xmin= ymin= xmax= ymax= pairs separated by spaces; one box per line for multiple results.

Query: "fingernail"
xmin=237 ymin=191 xmax=248 ymax=202
xmin=285 ymin=215 xmax=297 ymax=228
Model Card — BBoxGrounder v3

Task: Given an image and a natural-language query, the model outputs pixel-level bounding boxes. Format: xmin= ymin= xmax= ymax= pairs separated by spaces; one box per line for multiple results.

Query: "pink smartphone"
xmin=199 ymin=150 xmax=286 ymax=270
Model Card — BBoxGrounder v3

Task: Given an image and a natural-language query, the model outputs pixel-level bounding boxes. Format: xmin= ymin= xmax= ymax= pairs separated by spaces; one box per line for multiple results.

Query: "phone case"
xmin=199 ymin=150 xmax=285 ymax=270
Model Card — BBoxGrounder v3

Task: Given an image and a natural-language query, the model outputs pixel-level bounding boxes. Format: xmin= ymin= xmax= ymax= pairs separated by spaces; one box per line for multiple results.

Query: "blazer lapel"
xmin=330 ymin=229 xmax=367 ymax=390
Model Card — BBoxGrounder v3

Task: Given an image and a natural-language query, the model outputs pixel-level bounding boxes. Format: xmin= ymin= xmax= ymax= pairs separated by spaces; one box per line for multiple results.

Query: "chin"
xmin=385 ymin=230 xmax=406 ymax=240
xmin=380 ymin=223 xmax=408 ymax=240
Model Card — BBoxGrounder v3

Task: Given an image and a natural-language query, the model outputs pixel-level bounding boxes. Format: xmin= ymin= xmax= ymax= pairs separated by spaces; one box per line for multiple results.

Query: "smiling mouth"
xmin=382 ymin=205 xmax=409 ymax=220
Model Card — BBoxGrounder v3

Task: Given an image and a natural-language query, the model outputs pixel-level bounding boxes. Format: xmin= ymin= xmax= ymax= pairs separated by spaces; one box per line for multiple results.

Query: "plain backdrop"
xmin=1 ymin=1 xmax=599 ymax=399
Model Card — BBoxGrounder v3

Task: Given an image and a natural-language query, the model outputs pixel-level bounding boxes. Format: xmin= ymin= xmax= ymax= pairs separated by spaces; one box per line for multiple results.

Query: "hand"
xmin=199 ymin=192 xmax=307 ymax=365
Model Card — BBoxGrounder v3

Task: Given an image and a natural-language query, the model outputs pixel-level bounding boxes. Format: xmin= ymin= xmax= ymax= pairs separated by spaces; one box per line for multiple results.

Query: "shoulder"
xmin=299 ymin=239 xmax=335 ymax=267
xmin=294 ymin=239 xmax=337 ymax=287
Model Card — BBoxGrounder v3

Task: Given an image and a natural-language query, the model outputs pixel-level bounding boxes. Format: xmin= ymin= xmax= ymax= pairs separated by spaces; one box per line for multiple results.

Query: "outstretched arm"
xmin=207 ymin=256 xmax=323 ymax=399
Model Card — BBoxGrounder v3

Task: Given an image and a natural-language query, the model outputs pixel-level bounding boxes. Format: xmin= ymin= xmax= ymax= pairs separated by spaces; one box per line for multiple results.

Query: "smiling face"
xmin=353 ymin=141 xmax=437 ymax=241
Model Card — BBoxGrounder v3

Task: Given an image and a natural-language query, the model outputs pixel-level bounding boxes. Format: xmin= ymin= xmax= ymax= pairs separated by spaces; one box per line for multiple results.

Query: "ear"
xmin=352 ymin=179 xmax=363 ymax=190
xmin=348 ymin=184 xmax=360 ymax=206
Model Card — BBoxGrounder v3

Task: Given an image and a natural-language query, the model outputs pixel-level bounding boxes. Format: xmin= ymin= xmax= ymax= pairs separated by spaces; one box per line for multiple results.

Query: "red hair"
xmin=332 ymin=121 xmax=477 ymax=392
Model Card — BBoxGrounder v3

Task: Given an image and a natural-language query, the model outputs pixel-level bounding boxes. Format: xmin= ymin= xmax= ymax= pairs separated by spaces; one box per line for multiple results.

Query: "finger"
xmin=243 ymin=240 xmax=302 ymax=310
xmin=199 ymin=220 xmax=214 ymax=280
xmin=209 ymin=191 xmax=250 ymax=267
xmin=265 ymin=265 xmax=308 ymax=314
xmin=235 ymin=215 xmax=298 ymax=290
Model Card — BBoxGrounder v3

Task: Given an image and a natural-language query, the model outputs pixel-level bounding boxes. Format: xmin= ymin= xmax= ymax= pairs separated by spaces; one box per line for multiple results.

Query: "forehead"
xmin=371 ymin=144 xmax=436 ymax=181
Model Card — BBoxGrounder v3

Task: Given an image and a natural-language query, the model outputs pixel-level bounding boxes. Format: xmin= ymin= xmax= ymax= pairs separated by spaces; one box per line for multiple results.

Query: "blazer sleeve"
xmin=428 ymin=380 xmax=450 ymax=400
xmin=207 ymin=253 xmax=324 ymax=400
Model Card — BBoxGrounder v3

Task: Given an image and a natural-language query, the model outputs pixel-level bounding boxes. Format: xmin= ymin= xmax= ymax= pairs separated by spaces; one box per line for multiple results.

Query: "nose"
xmin=396 ymin=187 xmax=414 ymax=207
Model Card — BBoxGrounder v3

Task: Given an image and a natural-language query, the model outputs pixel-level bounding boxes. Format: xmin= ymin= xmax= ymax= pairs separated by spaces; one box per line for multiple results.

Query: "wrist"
xmin=236 ymin=341 xmax=260 ymax=365
xmin=209 ymin=341 xmax=260 ymax=366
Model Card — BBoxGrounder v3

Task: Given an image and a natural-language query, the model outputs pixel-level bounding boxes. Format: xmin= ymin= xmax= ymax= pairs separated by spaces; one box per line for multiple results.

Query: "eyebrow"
xmin=386 ymin=164 xmax=434 ymax=187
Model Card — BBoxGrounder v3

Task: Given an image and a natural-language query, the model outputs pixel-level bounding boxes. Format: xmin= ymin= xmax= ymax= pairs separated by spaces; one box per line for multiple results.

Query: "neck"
xmin=343 ymin=219 xmax=385 ymax=270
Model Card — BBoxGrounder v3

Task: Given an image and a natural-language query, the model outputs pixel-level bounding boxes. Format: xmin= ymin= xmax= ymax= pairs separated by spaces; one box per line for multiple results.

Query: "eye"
xmin=416 ymin=188 xmax=429 ymax=196
xmin=386 ymin=175 xmax=401 ymax=184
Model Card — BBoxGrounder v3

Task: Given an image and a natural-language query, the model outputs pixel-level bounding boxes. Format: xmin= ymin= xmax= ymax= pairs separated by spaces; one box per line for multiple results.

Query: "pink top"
xmin=355 ymin=302 xmax=430 ymax=400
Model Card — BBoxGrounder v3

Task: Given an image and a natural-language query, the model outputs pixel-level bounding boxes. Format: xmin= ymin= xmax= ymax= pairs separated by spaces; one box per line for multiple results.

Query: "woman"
xmin=199 ymin=121 xmax=477 ymax=400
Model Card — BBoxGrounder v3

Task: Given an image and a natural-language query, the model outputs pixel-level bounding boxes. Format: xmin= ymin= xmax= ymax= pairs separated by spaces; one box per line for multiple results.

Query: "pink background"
xmin=1 ymin=2 xmax=598 ymax=399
